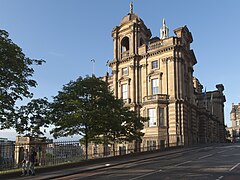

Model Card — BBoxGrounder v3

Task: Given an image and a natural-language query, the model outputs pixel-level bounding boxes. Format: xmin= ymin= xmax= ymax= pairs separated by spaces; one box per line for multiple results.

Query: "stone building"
xmin=102 ymin=4 xmax=226 ymax=149
xmin=15 ymin=136 xmax=47 ymax=165
xmin=230 ymin=103 xmax=240 ymax=142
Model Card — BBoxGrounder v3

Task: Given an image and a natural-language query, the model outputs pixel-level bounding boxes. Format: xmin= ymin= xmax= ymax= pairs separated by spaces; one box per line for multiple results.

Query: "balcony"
xmin=143 ymin=94 xmax=168 ymax=104
xmin=148 ymin=41 xmax=163 ymax=51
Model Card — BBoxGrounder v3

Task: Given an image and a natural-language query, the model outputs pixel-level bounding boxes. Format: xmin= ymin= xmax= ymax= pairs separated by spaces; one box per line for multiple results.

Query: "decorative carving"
xmin=162 ymin=58 xmax=167 ymax=64
xmin=168 ymin=56 xmax=174 ymax=62
xmin=160 ymin=72 xmax=163 ymax=78
xmin=140 ymin=64 xmax=147 ymax=69
xmin=161 ymin=56 xmax=174 ymax=63
xmin=128 ymin=78 xmax=131 ymax=85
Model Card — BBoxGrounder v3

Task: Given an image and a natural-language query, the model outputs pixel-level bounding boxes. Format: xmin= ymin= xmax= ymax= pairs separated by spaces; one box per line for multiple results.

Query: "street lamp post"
xmin=91 ymin=59 xmax=95 ymax=75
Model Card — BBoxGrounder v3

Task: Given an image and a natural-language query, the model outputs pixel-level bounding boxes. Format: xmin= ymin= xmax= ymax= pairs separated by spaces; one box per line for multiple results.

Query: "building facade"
xmin=103 ymin=4 xmax=226 ymax=149
xmin=230 ymin=103 xmax=240 ymax=142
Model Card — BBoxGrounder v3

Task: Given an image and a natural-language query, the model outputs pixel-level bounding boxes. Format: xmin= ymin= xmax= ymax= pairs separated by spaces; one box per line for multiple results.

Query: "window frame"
xmin=159 ymin=108 xmax=165 ymax=127
xmin=151 ymin=60 xmax=158 ymax=69
xmin=121 ymin=83 xmax=128 ymax=100
xmin=148 ymin=108 xmax=157 ymax=127
xmin=151 ymin=78 xmax=159 ymax=95
xmin=122 ymin=67 xmax=128 ymax=76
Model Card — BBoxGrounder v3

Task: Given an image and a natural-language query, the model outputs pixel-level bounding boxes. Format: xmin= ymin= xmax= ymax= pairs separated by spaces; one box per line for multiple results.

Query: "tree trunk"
xmin=113 ymin=133 xmax=116 ymax=156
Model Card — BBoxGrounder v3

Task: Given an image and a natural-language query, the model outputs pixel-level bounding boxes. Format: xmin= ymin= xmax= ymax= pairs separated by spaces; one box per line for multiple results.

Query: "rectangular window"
xmin=151 ymin=79 xmax=159 ymax=95
xmin=151 ymin=60 xmax=158 ymax=69
xmin=148 ymin=108 xmax=156 ymax=127
xmin=236 ymin=120 xmax=239 ymax=127
xmin=121 ymin=84 xmax=128 ymax=100
xmin=122 ymin=67 xmax=128 ymax=75
xmin=147 ymin=140 xmax=156 ymax=151
xmin=159 ymin=108 xmax=165 ymax=127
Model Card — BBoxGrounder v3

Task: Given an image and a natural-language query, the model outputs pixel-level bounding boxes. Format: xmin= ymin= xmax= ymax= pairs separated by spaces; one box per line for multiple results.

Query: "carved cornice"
xmin=121 ymin=54 xmax=141 ymax=61
xmin=109 ymin=58 xmax=118 ymax=66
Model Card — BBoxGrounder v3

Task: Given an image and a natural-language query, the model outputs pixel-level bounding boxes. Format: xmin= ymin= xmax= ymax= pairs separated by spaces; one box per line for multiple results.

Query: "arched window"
xmin=121 ymin=37 xmax=129 ymax=52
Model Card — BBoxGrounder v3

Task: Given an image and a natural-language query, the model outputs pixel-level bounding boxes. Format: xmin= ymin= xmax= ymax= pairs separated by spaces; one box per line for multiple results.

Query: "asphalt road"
xmin=53 ymin=144 xmax=240 ymax=180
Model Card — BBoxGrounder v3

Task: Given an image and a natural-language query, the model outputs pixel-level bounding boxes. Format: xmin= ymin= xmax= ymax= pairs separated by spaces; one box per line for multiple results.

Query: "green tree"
xmin=49 ymin=76 xmax=112 ymax=159
xmin=15 ymin=98 xmax=49 ymax=137
xmin=94 ymin=97 xmax=147 ymax=154
xmin=120 ymin=109 xmax=147 ymax=152
xmin=0 ymin=29 xmax=45 ymax=129
xmin=49 ymin=75 xmax=146 ymax=158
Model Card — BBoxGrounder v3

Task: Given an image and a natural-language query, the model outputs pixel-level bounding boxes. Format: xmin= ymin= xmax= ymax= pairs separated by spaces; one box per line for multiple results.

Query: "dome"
xmin=120 ymin=13 xmax=144 ymax=25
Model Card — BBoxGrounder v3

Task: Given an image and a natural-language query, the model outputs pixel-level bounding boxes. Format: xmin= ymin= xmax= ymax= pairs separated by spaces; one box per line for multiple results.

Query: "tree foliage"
xmin=16 ymin=98 xmax=49 ymax=137
xmin=49 ymin=75 xmax=146 ymax=158
xmin=0 ymin=29 xmax=45 ymax=129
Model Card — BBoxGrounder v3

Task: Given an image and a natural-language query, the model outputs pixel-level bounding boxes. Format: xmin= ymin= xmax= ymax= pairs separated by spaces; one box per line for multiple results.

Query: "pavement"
xmin=0 ymin=145 xmax=204 ymax=180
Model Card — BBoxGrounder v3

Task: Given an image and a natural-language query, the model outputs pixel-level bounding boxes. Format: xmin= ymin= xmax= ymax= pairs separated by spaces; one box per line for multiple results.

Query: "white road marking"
xmin=198 ymin=154 xmax=213 ymax=160
xmin=216 ymin=176 xmax=224 ymax=180
xmin=129 ymin=169 xmax=162 ymax=180
xmin=217 ymin=150 xmax=227 ymax=154
xmin=174 ymin=161 xmax=192 ymax=167
xmin=229 ymin=162 xmax=240 ymax=171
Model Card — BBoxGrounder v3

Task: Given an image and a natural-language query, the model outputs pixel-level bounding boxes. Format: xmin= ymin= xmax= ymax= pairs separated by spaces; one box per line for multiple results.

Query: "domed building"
xmin=103 ymin=3 xmax=226 ymax=151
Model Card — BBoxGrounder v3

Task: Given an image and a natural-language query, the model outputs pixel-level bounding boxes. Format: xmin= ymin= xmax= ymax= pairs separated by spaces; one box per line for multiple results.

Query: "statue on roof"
xmin=130 ymin=2 xmax=133 ymax=14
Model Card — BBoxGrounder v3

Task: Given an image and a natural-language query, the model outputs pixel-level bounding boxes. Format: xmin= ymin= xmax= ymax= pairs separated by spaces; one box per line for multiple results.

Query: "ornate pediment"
xmin=147 ymin=71 xmax=163 ymax=81
xmin=148 ymin=70 xmax=163 ymax=77
xmin=118 ymin=76 xmax=131 ymax=86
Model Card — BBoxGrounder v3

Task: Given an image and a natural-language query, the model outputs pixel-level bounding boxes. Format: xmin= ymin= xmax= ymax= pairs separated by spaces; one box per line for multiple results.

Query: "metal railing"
xmin=0 ymin=135 xmax=181 ymax=174
xmin=148 ymin=41 xmax=163 ymax=51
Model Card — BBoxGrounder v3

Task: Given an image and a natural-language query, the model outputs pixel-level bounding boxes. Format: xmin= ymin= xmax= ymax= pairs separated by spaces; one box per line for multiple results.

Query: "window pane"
xmin=122 ymin=67 xmax=128 ymax=75
xmin=160 ymin=108 xmax=165 ymax=127
xmin=148 ymin=108 xmax=156 ymax=127
xmin=121 ymin=84 xmax=128 ymax=99
xmin=151 ymin=60 xmax=158 ymax=69
xmin=147 ymin=140 xmax=156 ymax=151
xmin=151 ymin=79 xmax=159 ymax=95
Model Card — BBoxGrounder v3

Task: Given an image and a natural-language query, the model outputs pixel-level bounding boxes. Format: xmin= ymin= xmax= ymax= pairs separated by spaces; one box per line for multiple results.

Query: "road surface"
xmin=52 ymin=144 xmax=240 ymax=180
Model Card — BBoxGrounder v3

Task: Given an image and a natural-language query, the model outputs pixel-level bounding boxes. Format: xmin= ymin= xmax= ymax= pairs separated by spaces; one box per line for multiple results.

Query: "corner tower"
xmin=110 ymin=3 xmax=151 ymax=112
xmin=112 ymin=3 xmax=151 ymax=60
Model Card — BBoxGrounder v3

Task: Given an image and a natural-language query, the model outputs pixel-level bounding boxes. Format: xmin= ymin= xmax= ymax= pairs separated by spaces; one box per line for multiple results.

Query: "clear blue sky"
xmin=1 ymin=0 xmax=240 ymax=140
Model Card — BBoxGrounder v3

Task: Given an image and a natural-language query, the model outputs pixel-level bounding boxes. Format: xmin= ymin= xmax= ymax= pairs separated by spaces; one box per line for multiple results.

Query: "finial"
xmin=163 ymin=18 xmax=166 ymax=26
xmin=160 ymin=18 xmax=169 ymax=39
xmin=130 ymin=2 xmax=133 ymax=14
